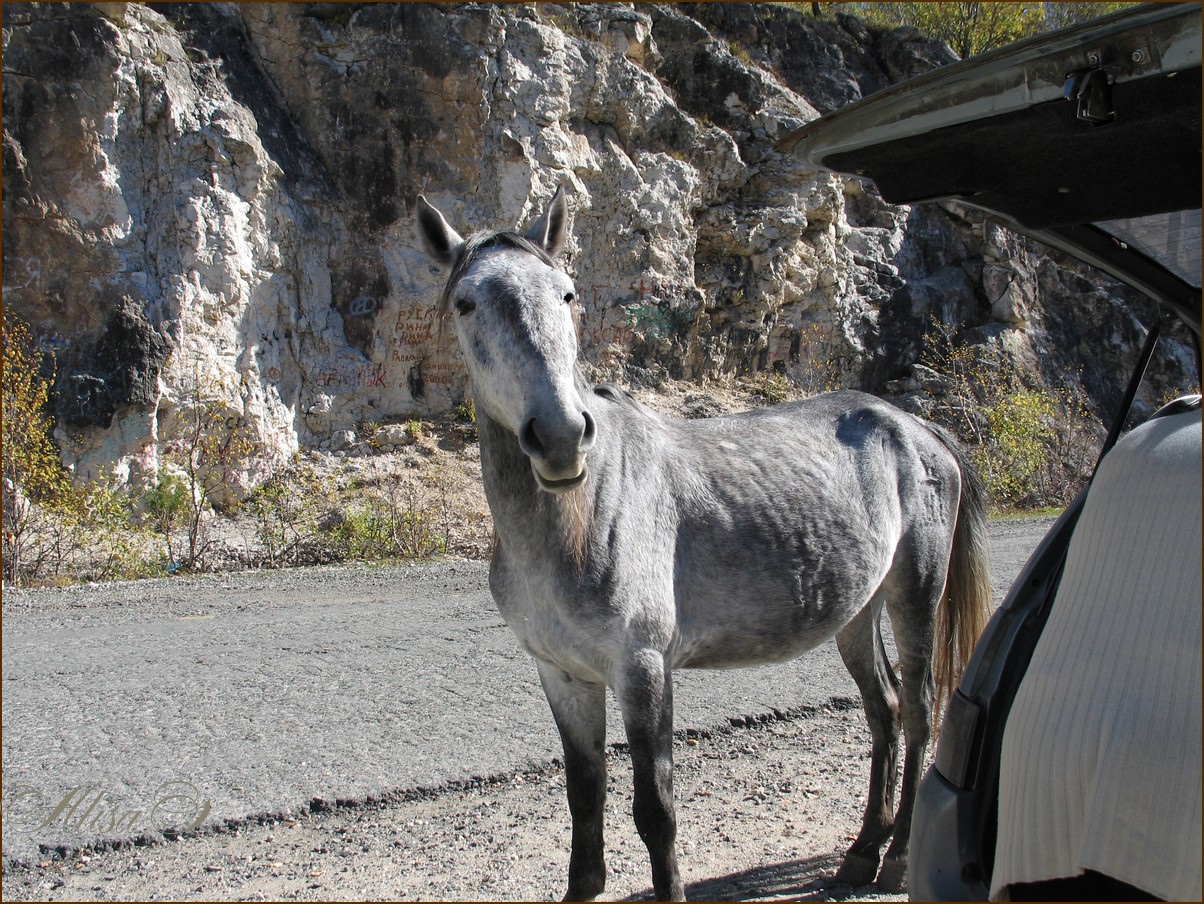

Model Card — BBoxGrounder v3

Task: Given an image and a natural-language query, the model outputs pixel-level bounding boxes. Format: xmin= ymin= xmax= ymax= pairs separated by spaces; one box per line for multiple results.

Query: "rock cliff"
xmin=2 ymin=2 xmax=1194 ymax=494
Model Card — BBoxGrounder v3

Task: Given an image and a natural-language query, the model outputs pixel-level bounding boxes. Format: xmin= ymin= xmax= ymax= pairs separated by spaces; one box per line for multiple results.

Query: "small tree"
xmin=839 ymin=1 xmax=1141 ymax=58
xmin=1041 ymin=2 xmax=1141 ymax=32
xmin=919 ymin=320 xmax=1098 ymax=510
xmin=1 ymin=317 xmax=76 ymax=585
xmin=143 ymin=471 xmax=191 ymax=567
xmin=246 ymin=456 xmax=327 ymax=568
xmin=851 ymin=2 xmax=1045 ymax=58
xmin=159 ymin=365 xmax=261 ymax=571
xmin=68 ymin=477 xmax=158 ymax=583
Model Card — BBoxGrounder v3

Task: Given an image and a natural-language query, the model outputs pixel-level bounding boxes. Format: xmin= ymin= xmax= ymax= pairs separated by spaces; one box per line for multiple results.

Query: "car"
xmin=780 ymin=3 xmax=1201 ymax=900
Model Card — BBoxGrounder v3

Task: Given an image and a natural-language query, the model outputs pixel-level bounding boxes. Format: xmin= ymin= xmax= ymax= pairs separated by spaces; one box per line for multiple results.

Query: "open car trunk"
xmin=782 ymin=4 xmax=1202 ymax=898
xmin=780 ymin=1 xmax=1201 ymax=334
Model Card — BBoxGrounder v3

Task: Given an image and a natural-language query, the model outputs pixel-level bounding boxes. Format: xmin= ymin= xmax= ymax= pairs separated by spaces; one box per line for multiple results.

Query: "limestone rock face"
xmin=2 ymin=2 xmax=1193 ymax=492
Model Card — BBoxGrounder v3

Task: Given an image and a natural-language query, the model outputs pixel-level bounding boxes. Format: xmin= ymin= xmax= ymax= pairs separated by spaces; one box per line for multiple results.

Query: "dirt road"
xmin=1 ymin=518 xmax=1052 ymax=901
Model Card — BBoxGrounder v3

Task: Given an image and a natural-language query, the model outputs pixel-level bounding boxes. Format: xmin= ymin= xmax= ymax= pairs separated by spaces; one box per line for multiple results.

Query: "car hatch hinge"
xmin=1064 ymin=63 xmax=1115 ymax=125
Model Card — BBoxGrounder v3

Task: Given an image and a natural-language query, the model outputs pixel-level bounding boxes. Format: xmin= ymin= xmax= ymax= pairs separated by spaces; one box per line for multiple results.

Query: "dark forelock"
xmin=437 ymin=231 xmax=559 ymax=318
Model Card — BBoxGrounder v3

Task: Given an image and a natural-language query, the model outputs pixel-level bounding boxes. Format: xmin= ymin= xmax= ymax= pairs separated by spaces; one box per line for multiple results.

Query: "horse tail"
xmin=925 ymin=422 xmax=993 ymax=730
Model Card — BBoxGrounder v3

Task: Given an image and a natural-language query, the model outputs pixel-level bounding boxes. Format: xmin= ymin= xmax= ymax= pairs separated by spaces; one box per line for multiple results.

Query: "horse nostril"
xmin=519 ymin=417 xmax=546 ymax=460
xmin=581 ymin=410 xmax=597 ymax=450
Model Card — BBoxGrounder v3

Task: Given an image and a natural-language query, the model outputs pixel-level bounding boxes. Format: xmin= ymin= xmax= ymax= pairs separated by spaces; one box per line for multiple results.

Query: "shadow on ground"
xmin=624 ymin=852 xmax=890 ymax=902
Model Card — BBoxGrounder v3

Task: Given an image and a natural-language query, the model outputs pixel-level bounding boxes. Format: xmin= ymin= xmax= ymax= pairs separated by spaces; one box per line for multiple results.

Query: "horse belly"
xmin=672 ymin=618 xmax=835 ymax=670
xmin=671 ymin=565 xmax=879 ymax=670
xmin=670 ymin=508 xmax=895 ymax=671
xmin=670 ymin=449 xmax=901 ymax=671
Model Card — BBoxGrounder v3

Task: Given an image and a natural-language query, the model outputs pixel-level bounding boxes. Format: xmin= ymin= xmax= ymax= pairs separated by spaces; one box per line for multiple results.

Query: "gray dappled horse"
xmin=417 ymin=187 xmax=991 ymax=901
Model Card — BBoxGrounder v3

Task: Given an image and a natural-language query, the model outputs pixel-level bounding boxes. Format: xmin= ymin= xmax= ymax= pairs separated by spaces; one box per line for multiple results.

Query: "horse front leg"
xmin=617 ymin=649 xmax=684 ymax=901
xmin=537 ymin=660 xmax=608 ymax=902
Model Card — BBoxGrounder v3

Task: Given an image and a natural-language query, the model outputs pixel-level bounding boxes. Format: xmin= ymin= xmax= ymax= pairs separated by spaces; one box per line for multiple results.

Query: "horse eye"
xmin=563 ymin=291 xmax=576 ymax=304
xmin=455 ymin=298 xmax=476 ymax=316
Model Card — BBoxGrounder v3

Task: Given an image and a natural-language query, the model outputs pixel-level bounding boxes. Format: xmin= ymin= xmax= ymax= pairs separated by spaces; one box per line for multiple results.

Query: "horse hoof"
xmin=562 ymin=890 xmax=599 ymax=903
xmin=562 ymin=876 xmax=605 ymax=902
xmin=835 ymin=852 xmax=880 ymax=887
xmin=877 ymin=857 xmax=908 ymax=894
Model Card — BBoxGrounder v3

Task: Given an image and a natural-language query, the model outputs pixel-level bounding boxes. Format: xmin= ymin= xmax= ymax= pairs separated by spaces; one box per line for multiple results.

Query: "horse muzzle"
xmin=518 ymin=407 xmax=596 ymax=494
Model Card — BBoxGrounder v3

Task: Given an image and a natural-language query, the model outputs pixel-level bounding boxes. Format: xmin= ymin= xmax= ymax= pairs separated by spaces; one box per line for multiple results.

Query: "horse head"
xmin=417 ymin=187 xmax=596 ymax=493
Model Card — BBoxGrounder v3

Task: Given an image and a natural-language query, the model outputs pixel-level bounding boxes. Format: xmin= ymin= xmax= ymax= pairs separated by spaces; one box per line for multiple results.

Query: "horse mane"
xmin=592 ymin=383 xmax=663 ymax=426
xmin=543 ymin=381 xmax=620 ymax=574
xmin=552 ymin=484 xmax=592 ymax=572
xmin=547 ymin=385 xmax=669 ymax=573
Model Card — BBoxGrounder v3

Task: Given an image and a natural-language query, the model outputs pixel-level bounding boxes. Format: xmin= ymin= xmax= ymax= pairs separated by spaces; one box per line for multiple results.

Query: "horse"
xmin=416 ymin=186 xmax=991 ymax=901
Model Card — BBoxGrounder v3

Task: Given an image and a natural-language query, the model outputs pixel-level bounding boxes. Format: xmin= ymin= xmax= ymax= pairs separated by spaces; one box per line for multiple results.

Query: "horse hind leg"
xmin=877 ymin=560 xmax=945 ymax=894
xmin=834 ymin=594 xmax=902 ymax=887
xmin=536 ymin=660 xmax=608 ymax=902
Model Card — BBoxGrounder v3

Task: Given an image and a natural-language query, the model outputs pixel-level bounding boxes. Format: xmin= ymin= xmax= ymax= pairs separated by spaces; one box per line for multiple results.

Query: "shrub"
xmin=4 ymin=322 xmax=466 ymax=583
xmin=2 ymin=317 xmax=76 ymax=585
xmin=247 ymin=457 xmax=454 ymax=568
xmin=453 ymin=399 xmax=478 ymax=442
xmin=0 ymin=319 xmax=157 ymax=583
xmin=245 ymin=457 xmax=328 ymax=568
xmin=794 ymin=322 xmax=845 ymax=396
xmin=320 ymin=480 xmax=448 ymax=563
xmin=143 ymin=472 xmax=192 ymax=569
xmin=72 ymin=479 xmax=160 ymax=582
xmin=920 ymin=322 xmax=1097 ymax=510
xmin=742 ymin=372 xmax=793 ymax=405
xmin=974 ymin=388 xmax=1054 ymax=507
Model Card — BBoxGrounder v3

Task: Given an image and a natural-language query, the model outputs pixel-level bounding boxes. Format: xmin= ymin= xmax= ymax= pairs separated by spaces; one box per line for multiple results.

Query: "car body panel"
xmin=778 ymin=4 xmax=1200 ymax=167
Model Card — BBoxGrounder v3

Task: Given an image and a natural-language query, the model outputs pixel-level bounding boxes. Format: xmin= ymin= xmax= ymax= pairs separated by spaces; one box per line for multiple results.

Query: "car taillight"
xmin=935 ymin=690 xmax=984 ymax=789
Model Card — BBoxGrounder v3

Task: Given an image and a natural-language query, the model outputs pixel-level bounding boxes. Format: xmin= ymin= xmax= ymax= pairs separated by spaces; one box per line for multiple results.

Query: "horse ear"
xmin=417 ymin=195 xmax=464 ymax=268
xmin=525 ymin=185 xmax=568 ymax=258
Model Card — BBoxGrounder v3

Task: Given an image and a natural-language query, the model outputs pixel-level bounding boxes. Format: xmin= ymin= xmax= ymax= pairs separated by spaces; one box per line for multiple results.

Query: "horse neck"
xmin=477 ymin=412 xmax=540 ymax=509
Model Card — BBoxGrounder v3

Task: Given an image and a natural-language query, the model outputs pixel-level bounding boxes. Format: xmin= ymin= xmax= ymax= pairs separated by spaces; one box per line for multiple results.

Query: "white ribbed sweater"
xmin=991 ymin=409 xmax=1202 ymax=901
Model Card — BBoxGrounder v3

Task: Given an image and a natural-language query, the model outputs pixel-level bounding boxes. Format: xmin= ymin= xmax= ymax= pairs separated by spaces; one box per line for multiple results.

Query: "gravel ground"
xmin=1 ymin=702 xmax=902 ymax=902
